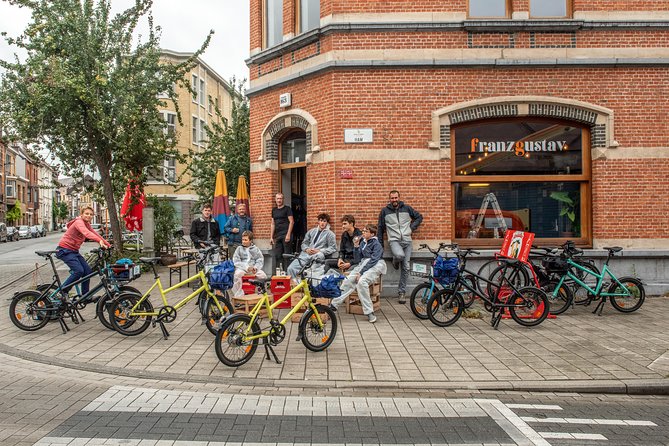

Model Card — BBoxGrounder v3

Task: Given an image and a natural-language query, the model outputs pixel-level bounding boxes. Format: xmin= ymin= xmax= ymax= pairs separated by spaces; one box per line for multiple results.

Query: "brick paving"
xmin=0 ymin=269 xmax=667 ymax=394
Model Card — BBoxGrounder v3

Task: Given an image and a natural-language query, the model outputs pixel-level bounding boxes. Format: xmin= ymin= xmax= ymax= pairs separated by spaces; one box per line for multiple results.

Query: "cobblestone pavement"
xmin=0 ymin=270 xmax=667 ymax=393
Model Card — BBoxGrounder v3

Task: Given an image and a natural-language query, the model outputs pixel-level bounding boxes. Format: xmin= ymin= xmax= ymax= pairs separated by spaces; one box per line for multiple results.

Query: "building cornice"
xmin=246 ymin=19 xmax=669 ymax=66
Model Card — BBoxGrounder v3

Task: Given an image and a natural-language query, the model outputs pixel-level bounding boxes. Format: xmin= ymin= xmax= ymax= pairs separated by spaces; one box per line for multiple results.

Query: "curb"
xmin=1 ymin=341 xmax=667 ymax=395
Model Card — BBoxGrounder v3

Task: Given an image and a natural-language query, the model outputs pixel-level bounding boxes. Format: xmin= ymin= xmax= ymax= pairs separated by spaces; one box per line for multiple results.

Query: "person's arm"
xmin=286 ymin=215 xmax=294 ymax=242
xmin=223 ymin=217 xmax=234 ymax=236
xmin=377 ymin=210 xmax=386 ymax=248
xmin=248 ymin=217 xmax=253 ymax=232
xmin=409 ymin=205 xmax=423 ymax=231
xmin=190 ymin=220 xmax=200 ymax=246
xmin=319 ymin=231 xmax=337 ymax=258
xmin=75 ymin=219 xmax=109 ymax=246
xmin=359 ymin=240 xmax=383 ymax=276
xmin=301 ymin=228 xmax=313 ymax=253
xmin=212 ymin=222 xmax=221 ymax=245
xmin=270 ymin=215 xmax=275 ymax=245
xmin=232 ymin=247 xmax=244 ymax=269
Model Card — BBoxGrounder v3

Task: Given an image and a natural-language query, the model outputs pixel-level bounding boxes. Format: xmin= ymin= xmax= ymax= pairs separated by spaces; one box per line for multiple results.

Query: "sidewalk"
xmin=0 ymin=270 xmax=667 ymax=395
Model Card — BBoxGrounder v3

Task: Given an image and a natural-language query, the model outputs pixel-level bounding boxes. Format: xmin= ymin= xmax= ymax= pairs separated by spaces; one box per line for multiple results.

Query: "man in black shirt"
xmin=338 ymin=214 xmax=362 ymax=272
xmin=190 ymin=203 xmax=221 ymax=248
xmin=270 ymin=192 xmax=294 ymax=270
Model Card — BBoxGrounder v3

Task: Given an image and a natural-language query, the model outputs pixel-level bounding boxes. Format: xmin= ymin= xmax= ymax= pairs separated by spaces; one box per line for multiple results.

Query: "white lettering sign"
xmin=344 ymin=129 xmax=373 ymax=144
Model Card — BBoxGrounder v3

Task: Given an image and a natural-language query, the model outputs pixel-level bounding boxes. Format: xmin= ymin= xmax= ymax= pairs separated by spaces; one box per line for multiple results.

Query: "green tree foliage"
xmin=53 ymin=201 xmax=69 ymax=225
xmin=146 ymin=195 xmax=178 ymax=254
xmin=181 ymin=78 xmax=249 ymax=204
xmin=6 ymin=202 xmax=22 ymax=225
xmin=0 ymin=0 xmax=211 ymax=251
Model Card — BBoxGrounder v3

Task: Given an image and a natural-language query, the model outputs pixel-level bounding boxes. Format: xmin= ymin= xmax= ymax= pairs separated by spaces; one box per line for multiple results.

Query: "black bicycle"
xmin=426 ymin=245 xmax=550 ymax=329
xmin=9 ymin=247 xmax=140 ymax=333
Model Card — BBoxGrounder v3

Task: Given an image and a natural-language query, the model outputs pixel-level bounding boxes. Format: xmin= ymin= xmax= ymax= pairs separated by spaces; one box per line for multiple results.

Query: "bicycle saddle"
xmin=498 ymin=257 xmax=521 ymax=265
xmin=35 ymin=250 xmax=58 ymax=258
xmin=603 ymin=246 xmax=623 ymax=253
xmin=248 ymin=278 xmax=271 ymax=288
xmin=138 ymin=257 xmax=162 ymax=264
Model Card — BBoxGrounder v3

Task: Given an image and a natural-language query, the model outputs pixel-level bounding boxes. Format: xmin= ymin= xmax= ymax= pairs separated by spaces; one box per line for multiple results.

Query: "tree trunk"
xmin=96 ymin=159 xmax=123 ymax=255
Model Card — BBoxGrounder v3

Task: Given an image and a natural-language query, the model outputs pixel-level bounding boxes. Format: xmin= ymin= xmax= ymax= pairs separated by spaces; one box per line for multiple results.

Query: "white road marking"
xmin=521 ymin=416 xmax=657 ymax=426
xmin=540 ymin=432 xmax=608 ymax=440
xmin=507 ymin=404 xmax=563 ymax=410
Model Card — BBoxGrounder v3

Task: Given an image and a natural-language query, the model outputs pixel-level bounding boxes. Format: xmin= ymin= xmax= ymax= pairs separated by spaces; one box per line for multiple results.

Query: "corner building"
xmin=247 ymin=0 xmax=669 ymax=289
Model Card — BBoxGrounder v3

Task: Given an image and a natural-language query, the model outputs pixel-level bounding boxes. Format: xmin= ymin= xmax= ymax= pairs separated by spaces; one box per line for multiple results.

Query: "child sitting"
xmin=231 ymin=231 xmax=267 ymax=297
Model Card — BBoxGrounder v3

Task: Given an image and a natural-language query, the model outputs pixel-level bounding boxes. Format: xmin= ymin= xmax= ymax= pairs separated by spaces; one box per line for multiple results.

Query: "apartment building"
xmin=144 ymin=50 xmax=236 ymax=228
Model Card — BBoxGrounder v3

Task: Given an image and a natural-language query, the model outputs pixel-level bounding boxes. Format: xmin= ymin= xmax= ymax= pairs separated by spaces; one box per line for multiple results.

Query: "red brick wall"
xmin=250 ymin=0 xmax=262 ymax=50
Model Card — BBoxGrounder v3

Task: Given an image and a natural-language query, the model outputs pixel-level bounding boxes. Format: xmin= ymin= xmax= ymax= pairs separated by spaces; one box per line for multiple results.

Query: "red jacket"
xmin=58 ymin=217 xmax=109 ymax=251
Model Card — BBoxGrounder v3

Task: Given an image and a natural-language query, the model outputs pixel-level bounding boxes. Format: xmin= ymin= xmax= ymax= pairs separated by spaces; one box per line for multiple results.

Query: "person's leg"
xmin=357 ymin=267 xmax=382 ymax=316
xmin=56 ymin=249 xmax=86 ymax=295
xmin=232 ymin=269 xmax=246 ymax=297
xmin=389 ymin=240 xmax=405 ymax=270
xmin=76 ymin=253 xmax=93 ymax=295
xmin=398 ymin=240 xmax=412 ymax=296
xmin=286 ymin=258 xmax=301 ymax=279
xmin=330 ymin=265 xmax=362 ymax=308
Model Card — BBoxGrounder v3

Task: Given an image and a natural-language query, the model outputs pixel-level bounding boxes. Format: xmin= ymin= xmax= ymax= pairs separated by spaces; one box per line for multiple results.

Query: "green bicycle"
xmin=109 ymin=244 xmax=233 ymax=339
xmin=214 ymin=256 xmax=339 ymax=367
xmin=549 ymin=243 xmax=645 ymax=315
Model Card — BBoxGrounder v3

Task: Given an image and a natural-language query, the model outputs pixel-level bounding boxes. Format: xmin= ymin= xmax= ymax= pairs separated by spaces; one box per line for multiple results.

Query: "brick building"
xmin=246 ymin=1 xmax=669 ymax=289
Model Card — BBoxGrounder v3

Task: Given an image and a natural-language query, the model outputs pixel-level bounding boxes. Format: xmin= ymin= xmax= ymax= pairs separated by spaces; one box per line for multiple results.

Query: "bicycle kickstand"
xmin=491 ymin=309 xmax=502 ymax=330
xmin=157 ymin=321 xmax=170 ymax=340
xmin=263 ymin=339 xmax=282 ymax=364
xmin=58 ymin=316 xmax=70 ymax=334
xmin=592 ymin=297 xmax=606 ymax=316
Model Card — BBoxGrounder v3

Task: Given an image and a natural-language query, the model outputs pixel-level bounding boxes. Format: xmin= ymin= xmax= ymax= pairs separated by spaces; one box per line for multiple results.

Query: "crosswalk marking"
xmin=539 ymin=432 xmax=608 ymax=440
xmin=506 ymin=404 xmax=563 ymax=410
xmin=521 ymin=416 xmax=657 ymax=426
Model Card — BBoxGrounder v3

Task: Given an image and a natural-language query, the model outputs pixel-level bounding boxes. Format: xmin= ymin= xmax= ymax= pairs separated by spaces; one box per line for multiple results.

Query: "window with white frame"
xmin=297 ymin=0 xmax=320 ymax=34
xmin=6 ymin=180 xmax=15 ymax=198
xmin=468 ymin=0 xmax=508 ymax=18
xmin=199 ymin=118 xmax=206 ymax=144
xmin=192 ymin=116 xmax=199 ymax=144
xmin=199 ymin=79 xmax=205 ymax=106
xmin=163 ymin=112 xmax=177 ymax=138
xmin=192 ymin=74 xmax=198 ymax=103
xmin=166 ymin=157 xmax=177 ymax=183
xmin=208 ymin=95 xmax=213 ymax=114
xmin=265 ymin=0 xmax=283 ymax=48
xmin=530 ymin=0 xmax=569 ymax=17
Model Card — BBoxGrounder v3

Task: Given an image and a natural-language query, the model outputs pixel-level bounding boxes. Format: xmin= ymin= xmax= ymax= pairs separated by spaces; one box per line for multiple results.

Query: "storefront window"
xmin=452 ymin=118 xmax=590 ymax=244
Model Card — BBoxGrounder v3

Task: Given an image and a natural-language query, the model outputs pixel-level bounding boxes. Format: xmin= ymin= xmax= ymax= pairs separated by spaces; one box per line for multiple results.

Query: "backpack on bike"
xmin=208 ymin=260 xmax=235 ymax=291
xmin=433 ymin=256 xmax=459 ymax=285
xmin=310 ymin=274 xmax=345 ymax=298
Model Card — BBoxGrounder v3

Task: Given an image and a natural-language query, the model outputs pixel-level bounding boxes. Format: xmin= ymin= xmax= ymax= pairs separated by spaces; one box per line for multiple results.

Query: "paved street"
xmin=0 ymin=255 xmax=667 ymax=445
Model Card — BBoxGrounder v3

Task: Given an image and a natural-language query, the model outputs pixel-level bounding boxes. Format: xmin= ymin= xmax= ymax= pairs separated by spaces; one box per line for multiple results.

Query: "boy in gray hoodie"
xmin=231 ymin=231 xmax=266 ymax=297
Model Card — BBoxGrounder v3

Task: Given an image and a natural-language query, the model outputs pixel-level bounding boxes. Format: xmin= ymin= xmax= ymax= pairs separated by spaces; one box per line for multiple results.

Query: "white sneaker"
xmin=367 ymin=312 xmax=377 ymax=323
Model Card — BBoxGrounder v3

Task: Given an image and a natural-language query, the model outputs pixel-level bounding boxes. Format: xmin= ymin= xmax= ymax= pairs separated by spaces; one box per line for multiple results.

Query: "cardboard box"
xmin=346 ymin=275 xmax=383 ymax=314
xmin=290 ymin=296 xmax=330 ymax=322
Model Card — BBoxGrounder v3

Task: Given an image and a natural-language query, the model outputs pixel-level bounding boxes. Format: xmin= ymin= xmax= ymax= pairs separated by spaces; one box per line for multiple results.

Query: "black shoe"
xmin=398 ymin=292 xmax=406 ymax=304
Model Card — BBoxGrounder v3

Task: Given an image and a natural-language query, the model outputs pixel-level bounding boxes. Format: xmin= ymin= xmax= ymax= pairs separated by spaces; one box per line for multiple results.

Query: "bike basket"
xmin=542 ymin=257 xmax=570 ymax=273
xmin=410 ymin=261 xmax=431 ymax=278
xmin=433 ymin=256 xmax=459 ymax=285
xmin=111 ymin=263 xmax=141 ymax=281
xmin=208 ymin=260 xmax=235 ymax=291
xmin=309 ymin=274 xmax=345 ymax=299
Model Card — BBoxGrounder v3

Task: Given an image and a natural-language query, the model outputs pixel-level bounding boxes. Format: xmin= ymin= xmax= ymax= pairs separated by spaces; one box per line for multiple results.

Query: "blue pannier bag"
xmin=208 ymin=260 xmax=235 ymax=291
xmin=433 ymin=256 xmax=459 ymax=285
xmin=310 ymin=274 xmax=345 ymax=298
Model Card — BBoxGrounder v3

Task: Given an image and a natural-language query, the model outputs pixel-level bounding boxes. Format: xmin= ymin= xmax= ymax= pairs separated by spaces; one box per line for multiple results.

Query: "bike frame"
xmin=127 ymin=269 xmax=226 ymax=317
xmin=553 ymin=260 xmax=633 ymax=299
xmin=456 ymin=260 xmax=528 ymax=309
xmin=242 ymin=278 xmax=324 ymax=341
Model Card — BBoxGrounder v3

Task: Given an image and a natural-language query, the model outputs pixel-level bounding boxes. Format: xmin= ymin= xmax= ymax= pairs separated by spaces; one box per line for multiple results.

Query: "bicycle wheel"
xmin=508 ymin=286 xmax=549 ymax=327
xmin=203 ymin=294 xmax=234 ymax=335
xmin=214 ymin=313 xmax=260 ymax=367
xmin=571 ymin=260 xmax=600 ymax=305
xmin=543 ymin=280 xmax=573 ymax=315
xmin=426 ymin=288 xmax=464 ymax=327
xmin=96 ymin=285 xmax=141 ymax=330
xmin=409 ymin=282 xmax=436 ymax=319
xmin=300 ymin=305 xmax=338 ymax=352
xmin=486 ymin=263 xmax=530 ymax=299
xmin=458 ymin=274 xmax=477 ymax=308
xmin=9 ymin=290 xmax=50 ymax=331
xmin=476 ymin=259 xmax=500 ymax=293
xmin=608 ymin=277 xmax=645 ymax=313
xmin=109 ymin=292 xmax=153 ymax=336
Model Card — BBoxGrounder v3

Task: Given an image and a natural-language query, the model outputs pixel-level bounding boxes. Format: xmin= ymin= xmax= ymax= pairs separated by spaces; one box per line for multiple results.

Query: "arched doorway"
xmin=279 ymin=130 xmax=307 ymax=250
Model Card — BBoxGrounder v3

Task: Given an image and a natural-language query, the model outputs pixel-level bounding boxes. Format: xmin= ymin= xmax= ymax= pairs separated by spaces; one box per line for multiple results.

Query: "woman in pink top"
xmin=56 ymin=205 xmax=111 ymax=298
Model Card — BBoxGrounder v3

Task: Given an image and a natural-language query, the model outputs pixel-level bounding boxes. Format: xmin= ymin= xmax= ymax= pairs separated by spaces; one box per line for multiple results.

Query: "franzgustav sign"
xmin=470 ymin=138 xmax=568 ymax=157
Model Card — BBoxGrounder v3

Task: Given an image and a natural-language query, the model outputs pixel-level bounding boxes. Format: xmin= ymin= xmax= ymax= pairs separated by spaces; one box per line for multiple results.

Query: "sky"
xmin=0 ymin=0 xmax=250 ymax=83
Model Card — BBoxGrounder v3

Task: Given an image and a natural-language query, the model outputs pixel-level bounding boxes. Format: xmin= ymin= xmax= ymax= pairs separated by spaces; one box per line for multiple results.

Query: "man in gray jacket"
xmin=286 ymin=213 xmax=337 ymax=279
xmin=377 ymin=190 xmax=423 ymax=304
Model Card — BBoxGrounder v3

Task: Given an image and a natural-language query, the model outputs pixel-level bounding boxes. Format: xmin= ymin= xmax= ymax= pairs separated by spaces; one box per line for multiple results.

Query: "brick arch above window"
xmin=260 ymin=109 xmax=319 ymax=166
xmin=430 ymin=96 xmax=616 ymax=159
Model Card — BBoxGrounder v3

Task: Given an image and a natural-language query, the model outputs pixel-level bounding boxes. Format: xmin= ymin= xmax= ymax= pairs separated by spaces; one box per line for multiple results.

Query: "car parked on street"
xmin=29 ymin=225 xmax=39 ymax=238
xmin=6 ymin=226 xmax=18 ymax=241
xmin=0 ymin=223 xmax=7 ymax=243
xmin=18 ymin=225 xmax=31 ymax=239
xmin=35 ymin=224 xmax=46 ymax=237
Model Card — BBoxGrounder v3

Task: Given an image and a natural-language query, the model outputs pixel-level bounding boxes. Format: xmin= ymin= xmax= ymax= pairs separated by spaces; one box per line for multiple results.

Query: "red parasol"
xmin=120 ymin=184 xmax=145 ymax=231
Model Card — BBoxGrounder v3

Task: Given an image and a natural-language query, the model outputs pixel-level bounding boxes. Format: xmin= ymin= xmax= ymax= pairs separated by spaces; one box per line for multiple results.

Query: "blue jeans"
xmin=389 ymin=240 xmax=412 ymax=294
xmin=56 ymin=248 xmax=93 ymax=295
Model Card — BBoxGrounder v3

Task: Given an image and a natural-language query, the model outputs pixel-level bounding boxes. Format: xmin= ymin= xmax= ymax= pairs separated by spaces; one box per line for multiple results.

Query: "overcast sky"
xmin=0 ymin=0 xmax=250 ymax=83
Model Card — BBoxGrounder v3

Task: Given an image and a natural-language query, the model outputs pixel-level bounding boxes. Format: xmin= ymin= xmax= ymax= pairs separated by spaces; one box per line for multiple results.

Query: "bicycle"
xmin=426 ymin=244 xmax=550 ymax=329
xmin=409 ymin=243 xmax=476 ymax=319
xmin=548 ymin=244 xmax=645 ymax=315
xmin=9 ymin=247 xmax=140 ymax=333
xmin=108 ymin=244 xmax=233 ymax=339
xmin=214 ymin=256 xmax=340 ymax=367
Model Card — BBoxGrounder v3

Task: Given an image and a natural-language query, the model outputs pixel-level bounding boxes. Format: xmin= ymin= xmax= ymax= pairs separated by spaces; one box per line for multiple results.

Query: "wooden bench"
xmin=346 ymin=275 xmax=383 ymax=314
xmin=167 ymin=260 xmax=195 ymax=286
xmin=232 ymin=294 xmax=271 ymax=317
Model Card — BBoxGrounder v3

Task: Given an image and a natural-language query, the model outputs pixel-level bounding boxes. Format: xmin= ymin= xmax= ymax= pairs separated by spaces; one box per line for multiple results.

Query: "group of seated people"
xmin=230 ymin=213 xmax=385 ymax=324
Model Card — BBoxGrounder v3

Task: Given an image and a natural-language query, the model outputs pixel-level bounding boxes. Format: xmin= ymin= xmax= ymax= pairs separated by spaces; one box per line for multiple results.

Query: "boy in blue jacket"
xmin=330 ymin=224 xmax=387 ymax=323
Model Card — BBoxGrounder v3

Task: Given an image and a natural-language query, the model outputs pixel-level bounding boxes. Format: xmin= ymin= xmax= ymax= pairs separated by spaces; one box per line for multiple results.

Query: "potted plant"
xmin=146 ymin=195 xmax=180 ymax=265
xmin=550 ymin=191 xmax=580 ymax=237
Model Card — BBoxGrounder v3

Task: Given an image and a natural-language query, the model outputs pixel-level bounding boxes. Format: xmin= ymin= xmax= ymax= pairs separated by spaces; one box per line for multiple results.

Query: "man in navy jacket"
xmin=330 ymin=224 xmax=387 ymax=323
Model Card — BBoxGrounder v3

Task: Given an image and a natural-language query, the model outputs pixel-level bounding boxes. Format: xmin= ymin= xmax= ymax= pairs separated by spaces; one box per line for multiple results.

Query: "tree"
xmin=181 ymin=78 xmax=249 ymax=204
xmin=0 ymin=0 xmax=211 ymax=252
xmin=53 ymin=201 xmax=69 ymax=225
xmin=146 ymin=195 xmax=178 ymax=254
xmin=6 ymin=202 xmax=22 ymax=225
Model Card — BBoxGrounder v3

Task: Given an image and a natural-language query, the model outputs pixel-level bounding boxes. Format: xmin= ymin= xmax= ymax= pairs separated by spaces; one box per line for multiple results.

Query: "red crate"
xmin=271 ymin=276 xmax=292 ymax=308
xmin=241 ymin=275 xmax=257 ymax=295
